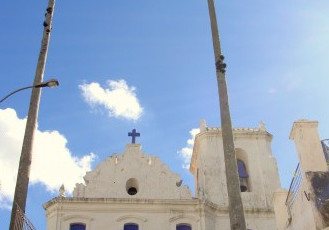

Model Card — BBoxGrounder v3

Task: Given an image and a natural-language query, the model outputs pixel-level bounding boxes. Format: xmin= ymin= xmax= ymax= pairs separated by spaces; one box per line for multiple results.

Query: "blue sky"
xmin=1 ymin=0 xmax=329 ymax=229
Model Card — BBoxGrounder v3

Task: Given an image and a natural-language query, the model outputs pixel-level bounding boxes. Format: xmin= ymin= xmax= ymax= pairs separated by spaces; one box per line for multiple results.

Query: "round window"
xmin=126 ymin=178 xmax=138 ymax=196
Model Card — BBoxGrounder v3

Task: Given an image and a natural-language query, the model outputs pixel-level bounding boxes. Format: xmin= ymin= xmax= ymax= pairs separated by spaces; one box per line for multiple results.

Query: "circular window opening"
xmin=126 ymin=178 xmax=139 ymax=196
xmin=128 ymin=187 xmax=137 ymax=195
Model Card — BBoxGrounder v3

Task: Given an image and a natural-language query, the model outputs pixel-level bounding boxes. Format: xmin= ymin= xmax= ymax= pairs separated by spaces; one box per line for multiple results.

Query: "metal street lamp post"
xmin=9 ymin=0 xmax=56 ymax=229
xmin=0 ymin=79 xmax=59 ymax=104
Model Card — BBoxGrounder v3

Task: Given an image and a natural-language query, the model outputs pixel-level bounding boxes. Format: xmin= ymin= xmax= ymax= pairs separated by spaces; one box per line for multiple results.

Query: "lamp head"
xmin=45 ymin=79 xmax=59 ymax=88
xmin=34 ymin=79 xmax=59 ymax=88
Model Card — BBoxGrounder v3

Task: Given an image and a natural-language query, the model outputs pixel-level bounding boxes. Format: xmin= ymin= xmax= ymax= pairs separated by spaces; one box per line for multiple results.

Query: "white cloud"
xmin=178 ymin=128 xmax=200 ymax=169
xmin=79 ymin=79 xmax=143 ymax=121
xmin=0 ymin=108 xmax=95 ymax=210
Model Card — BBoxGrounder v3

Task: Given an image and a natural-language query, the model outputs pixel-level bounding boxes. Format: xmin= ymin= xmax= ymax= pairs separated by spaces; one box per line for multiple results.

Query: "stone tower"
xmin=190 ymin=120 xmax=281 ymax=210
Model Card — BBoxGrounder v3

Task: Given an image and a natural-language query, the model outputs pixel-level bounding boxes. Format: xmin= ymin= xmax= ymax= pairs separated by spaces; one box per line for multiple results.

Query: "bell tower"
xmin=190 ymin=120 xmax=281 ymax=210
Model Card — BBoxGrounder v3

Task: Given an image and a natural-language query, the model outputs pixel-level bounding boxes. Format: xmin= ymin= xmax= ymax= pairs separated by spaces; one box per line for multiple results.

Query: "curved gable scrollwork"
xmin=73 ymin=144 xmax=192 ymax=199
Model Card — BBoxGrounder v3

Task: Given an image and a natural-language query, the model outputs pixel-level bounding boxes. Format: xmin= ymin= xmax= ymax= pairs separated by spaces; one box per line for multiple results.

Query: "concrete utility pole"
xmin=9 ymin=0 xmax=56 ymax=229
xmin=206 ymin=0 xmax=247 ymax=229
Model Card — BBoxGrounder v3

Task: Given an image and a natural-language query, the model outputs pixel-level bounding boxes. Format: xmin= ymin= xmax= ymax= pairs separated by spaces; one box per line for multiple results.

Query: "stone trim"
xmin=116 ymin=215 xmax=147 ymax=223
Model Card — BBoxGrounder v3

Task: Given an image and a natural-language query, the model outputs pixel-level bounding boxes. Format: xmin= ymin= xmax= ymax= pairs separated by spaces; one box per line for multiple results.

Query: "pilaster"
xmin=290 ymin=120 xmax=327 ymax=173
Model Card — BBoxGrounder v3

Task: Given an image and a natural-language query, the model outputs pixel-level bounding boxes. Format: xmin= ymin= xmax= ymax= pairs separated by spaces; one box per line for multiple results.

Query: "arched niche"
xmin=235 ymin=148 xmax=251 ymax=192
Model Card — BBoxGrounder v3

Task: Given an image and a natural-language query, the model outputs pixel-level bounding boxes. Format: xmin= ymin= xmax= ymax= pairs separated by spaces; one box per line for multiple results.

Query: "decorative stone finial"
xmin=59 ymin=184 xmax=66 ymax=197
xmin=259 ymin=121 xmax=266 ymax=131
xmin=200 ymin=119 xmax=207 ymax=132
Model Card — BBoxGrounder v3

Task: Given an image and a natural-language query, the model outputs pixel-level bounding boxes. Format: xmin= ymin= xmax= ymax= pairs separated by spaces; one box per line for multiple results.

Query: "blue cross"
xmin=128 ymin=129 xmax=140 ymax=144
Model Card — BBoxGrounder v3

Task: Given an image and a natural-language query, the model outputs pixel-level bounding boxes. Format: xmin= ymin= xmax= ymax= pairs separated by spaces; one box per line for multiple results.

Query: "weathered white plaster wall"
xmin=273 ymin=189 xmax=289 ymax=230
xmin=273 ymin=120 xmax=328 ymax=230
xmin=44 ymin=198 xmax=277 ymax=230
xmin=44 ymin=123 xmax=280 ymax=230
xmin=73 ymin=144 xmax=191 ymax=200
xmin=190 ymin=122 xmax=281 ymax=211
xmin=290 ymin=120 xmax=327 ymax=173
xmin=44 ymin=198 xmax=202 ymax=230
xmin=286 ymin=120 xmax=327 ymax=230
xmin=286 ymin=183 xmax=316 ymax=230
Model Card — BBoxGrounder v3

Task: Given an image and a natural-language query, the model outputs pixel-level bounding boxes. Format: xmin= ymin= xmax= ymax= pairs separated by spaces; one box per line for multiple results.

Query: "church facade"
xmin=43 ymin=121 xmax=281 ymax=230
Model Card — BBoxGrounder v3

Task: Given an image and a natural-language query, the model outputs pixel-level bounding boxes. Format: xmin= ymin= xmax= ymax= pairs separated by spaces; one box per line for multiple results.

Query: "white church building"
xmin=43 ymin=120 xmax=283 ymax=230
